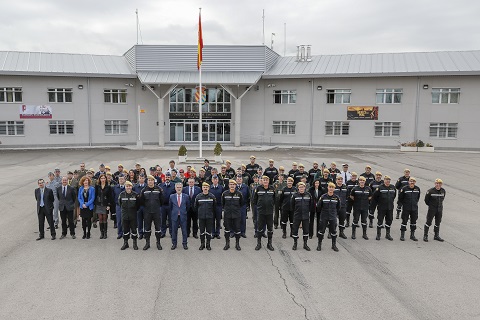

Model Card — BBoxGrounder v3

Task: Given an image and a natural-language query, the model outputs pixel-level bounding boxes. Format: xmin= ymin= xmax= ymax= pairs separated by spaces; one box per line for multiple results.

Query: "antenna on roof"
xmin=262 ymin=9 xmax=266 ymax=45
xmin=284 ymin=23 xmax=286 ymax=56
xmin=136 ymin=9 xmax=144 ymax=45
xmin=136 ymin=9 xmax=139 ymax=45
xmin=271 ymin=33 xmax=275 ymax=50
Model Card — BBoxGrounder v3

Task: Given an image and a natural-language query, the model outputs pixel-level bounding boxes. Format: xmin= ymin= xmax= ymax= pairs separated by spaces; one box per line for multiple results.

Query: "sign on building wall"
xmin=19 ymin=105 xmax=52 ymax=119
xmin=170 ymin=112 xmax=231 ymax=120
xmin=347 ymin=106 xmax=378 ymax=120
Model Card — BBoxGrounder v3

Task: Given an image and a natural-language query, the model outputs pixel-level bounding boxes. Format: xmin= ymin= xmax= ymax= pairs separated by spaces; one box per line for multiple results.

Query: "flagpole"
xmin=198 ymin=7 xmax=203 ymax=159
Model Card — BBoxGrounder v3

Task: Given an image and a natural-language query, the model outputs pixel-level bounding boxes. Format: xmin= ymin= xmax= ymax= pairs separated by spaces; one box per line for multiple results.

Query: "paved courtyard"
xmin=0 ymin=147 xmax=479 ymax=320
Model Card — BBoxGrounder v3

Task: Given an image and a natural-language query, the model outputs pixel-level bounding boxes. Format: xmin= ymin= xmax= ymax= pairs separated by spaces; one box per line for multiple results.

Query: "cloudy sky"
xmin=1 ymin=0 xmax=479 ymax=57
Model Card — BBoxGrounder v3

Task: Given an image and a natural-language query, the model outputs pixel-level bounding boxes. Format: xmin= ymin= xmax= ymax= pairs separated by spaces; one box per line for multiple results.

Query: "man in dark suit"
xmin=35 ymin=179 xmax=56 ymax=240
xmin=169 ymin=183 xmax=190 ymax=250
xmin=56 ymin=176 xmax=77 ymax=239
xmin=183 ymin=178 xmax=201 ymax=239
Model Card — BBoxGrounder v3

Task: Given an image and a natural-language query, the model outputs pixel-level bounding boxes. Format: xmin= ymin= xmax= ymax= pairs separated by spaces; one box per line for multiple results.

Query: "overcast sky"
xmin=1 ymin=0 xmax=480 ymax=57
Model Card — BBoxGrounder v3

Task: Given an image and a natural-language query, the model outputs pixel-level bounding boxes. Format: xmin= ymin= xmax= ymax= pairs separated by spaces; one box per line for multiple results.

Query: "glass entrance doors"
xmin=170 ymin=120 xmax=230 ymax=142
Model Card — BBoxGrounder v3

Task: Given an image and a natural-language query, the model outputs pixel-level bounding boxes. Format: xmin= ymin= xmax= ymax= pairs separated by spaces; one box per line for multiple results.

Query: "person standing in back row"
xmin=423 ymin=179 xmax=446 ymax=242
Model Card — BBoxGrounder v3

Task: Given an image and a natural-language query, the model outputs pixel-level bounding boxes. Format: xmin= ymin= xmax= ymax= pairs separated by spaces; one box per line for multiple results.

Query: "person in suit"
xmin=183 ymin=178 xmax=201 ymax=238
xmin=56 ymin=176 xmax=76 ymax=239
xmin=169 ymin=183 xmax=190 ymax=250
xmin=35 ymin=179 xmax=56 ymax=240
xmin=78 ymin=176 xmax=96 ymax=239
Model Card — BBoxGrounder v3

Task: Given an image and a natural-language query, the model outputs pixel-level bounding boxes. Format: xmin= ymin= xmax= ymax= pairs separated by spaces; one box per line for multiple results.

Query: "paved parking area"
xmin=0 ymin=148 xmax=479 ymax=320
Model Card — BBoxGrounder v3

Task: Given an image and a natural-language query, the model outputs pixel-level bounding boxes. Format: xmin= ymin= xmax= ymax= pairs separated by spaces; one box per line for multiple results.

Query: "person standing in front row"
xmin=350 ymin=176 xmax=372 ymax=240
xmin=35 ymin=179 xmax=56 ymax=240
xmin=195 ymin=182 xmax=217 ymax=250
xmin=372 ymin=175 xmax=396 ymax=241
xmin=253 ymin=176 xmax=275 ymax=251
xmin=398 ymin=177 xmax=421 ymax=241
xmin=56 ymin=176 xmax=76 ymax=239
xmin=140 ymin=175 xmax=164 ymax=250
xmin=316 ymin=182 xmax=340 ymax=252
xmin=95 ymin=174 xmax=113 ymax=239
xmin=118 ymin=181 xmax=139 ymax=250
xmin=221 ymin=180 xmax=243 ymax=250
xmin=290 ymin=182 xmax=312 ymax=251
xmin=423 ymin=179 xmax=446 ymax=242
xmin=78 ymin=176 xmax=95 ymax=239
xmin=169 ymin=183 xmax=189 ymax=250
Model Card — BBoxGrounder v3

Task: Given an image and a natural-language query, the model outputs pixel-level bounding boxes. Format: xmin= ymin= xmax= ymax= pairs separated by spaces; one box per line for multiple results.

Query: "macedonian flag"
xmin=197 ymin=10 xmax=203 ymax=70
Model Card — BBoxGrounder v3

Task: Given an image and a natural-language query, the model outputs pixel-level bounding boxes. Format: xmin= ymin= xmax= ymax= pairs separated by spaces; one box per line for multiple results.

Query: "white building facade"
xmin=1 ymin=46 xmax=479 ymax=150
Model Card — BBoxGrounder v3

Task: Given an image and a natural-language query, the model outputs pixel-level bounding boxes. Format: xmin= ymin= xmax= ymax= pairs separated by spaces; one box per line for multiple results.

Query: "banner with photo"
xmin=19 ymin=105 xmax=52 ymax=119
xmin=347 ymin=106 xmax=378 ymax=120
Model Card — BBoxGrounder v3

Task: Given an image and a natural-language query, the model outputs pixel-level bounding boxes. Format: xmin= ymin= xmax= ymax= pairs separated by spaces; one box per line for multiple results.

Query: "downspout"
xmin=310 ymin=78 xmax=314 ymax=146
xmin=87 ymin=78 xmax=92 ymax=146
xmin=414 ymin=76 xmax=421 ymax=142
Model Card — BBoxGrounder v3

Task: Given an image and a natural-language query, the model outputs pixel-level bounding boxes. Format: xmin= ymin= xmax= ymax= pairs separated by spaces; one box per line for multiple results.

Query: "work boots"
xmin=292 ymin=238 xmax=298 ymax=250
xmin=400 ymin=230 xmax=405 ymax=241
xmin=331 ymin=236 xmax=339 ymax=252
xmin=223 ymin=234 xmax=230 ymax=250
xmin=376 ymin=227 xmax=381 ymax=240
xmin=317 ymin=235 xmax=323 ymax=251
xmin=206 ymin=235 xmax=212 ymax=250
xmin=434 ymin=226 xmax=444 ymax=242
xmin=282 ymin=225 xmax=287 ymax=239
xmin=362 ymin=225 xmax=369 ymax=240
xmin=423 ymin=226 xmax=429 ymax=242
xmin=339 ymin=228 xmax=347 ymax=239
xmin=235 ymin=235 xmax=241 ymax=251
xmin=133 ymin=238 xmax=139 ymax=250
xmin=121 ymin=237 xmax=129 ymax=250
xmin=266 ymin=233 xmax=274 ymax=251
xmin=255 ymin=234 xmax=262 ymax=251
xmin=303 ymin=239 xmax=310 ymax=251
xmin=156 ymin=234 xmax=162 ymax=250
xmin=199 ymin=235 xmax=205 ymax=250
xmin=351 ymin=225 xmax=356 ymax=239
xmin=143 ymin=237 xmax=150 ymax=250
xmin=385 ymin=228 xmax=393 ymax=241
xmin=410 ymin=231 xmax=418 ymax=241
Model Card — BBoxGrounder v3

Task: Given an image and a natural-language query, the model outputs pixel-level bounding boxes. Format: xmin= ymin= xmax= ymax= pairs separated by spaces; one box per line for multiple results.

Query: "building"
xmin=1 ymin=45 xmax=480 ymax=150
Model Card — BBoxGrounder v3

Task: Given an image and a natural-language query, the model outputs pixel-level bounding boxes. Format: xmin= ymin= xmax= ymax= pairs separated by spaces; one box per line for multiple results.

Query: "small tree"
xmin=416 ymin=140 xmax=425 ymax=147
xmin=213 ymin=142 xmax=223 ymax=156
xmin=178 ymin=145 xmax=187 ymax=156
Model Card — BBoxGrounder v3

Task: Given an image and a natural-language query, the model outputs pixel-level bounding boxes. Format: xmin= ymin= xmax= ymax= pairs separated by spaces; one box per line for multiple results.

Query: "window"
xmin=49 ymin=120 xmax=74 ymax=135
xmin=105 ymin=120 xmax=128 ymax=135
xmin=273 ymin=90 xmax=297 ymax=104
xmin=0 ymin=87 xmax=22 ymax=102
xmin=376 ymin=89 xmax=402 ymax=104
xmin=429 ymin=123 xmax=458 ymax=138
xmin=432 ymin=88 xmax=460 ymax=104
xmin=375 ymin=122 xmax=400 ymax=136
xmin=104 ymin=89 xmax=127 ymax=104
xmin=273 ymin=121 xmax=296 ymax=135
xmin=326 ymin=89 xmax=351 ymax=104
xmin=170 ymin=120 xmax=231 ymax=142
xmin=0 ymin=121 xmax=24 ymax=135
xmin=48 ymin=88 xmax=72 ymax=103
xmin=169 ymin=88 xmax=231 ymax=112
xmin=325 ymin=121 xmax=350 ymax=135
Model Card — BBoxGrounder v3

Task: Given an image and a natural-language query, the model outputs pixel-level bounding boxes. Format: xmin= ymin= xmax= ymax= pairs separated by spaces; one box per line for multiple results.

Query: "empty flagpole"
xmin=198 ymin=8 xmax=203 ymax=158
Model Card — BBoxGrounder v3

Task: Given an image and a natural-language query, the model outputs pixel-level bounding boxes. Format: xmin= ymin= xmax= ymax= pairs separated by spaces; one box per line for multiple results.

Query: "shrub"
xmin=213 ymin=142 xmax=223 ymax=156
xmin=416 ymin=140 xmax=425 ymax=147
xmin=178 ymin=145 xmax=187 ymax=156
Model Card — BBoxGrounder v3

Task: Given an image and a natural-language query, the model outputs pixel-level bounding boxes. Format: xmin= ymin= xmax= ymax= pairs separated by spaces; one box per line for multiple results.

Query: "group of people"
xmin=34 ymin=156 xmax=447 ymax=252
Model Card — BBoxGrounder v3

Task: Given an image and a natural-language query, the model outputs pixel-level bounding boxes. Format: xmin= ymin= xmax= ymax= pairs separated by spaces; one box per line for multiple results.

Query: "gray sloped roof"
xmin=138 ymin=71 xmax=263 ymax=85
xmin=263 ymin=50 xmax=480 ymax=78
xmin=0 ymin=51 xmax=136 ymax=78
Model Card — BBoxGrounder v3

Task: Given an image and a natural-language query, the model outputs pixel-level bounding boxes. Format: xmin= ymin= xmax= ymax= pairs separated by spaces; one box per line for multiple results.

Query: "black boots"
xmin=400 ymin=230 xmax=405 ymax=241
xmin=82 ymin=227 xmax=86 ymax=239
xmin=206 ymin=235 xmax=211 ymax=250
xmin=156 ymin=234 xmax=162 ymax=250
xmin=339 ymin=228 xmax=347 ymax=239
xmin=317 ymin=235 xmax=323 ymax=251
xmin=385 ymin=228 xmax=393 ymax=241
xmin=199 ymin=235 xmax=205 ymax=250
xmin=368 ymin=216 xmax=374 ymax=228
xmin=423 ymin=226 xmax=429 ymax=242
xmin=303 ymin=238 xmax=310 ymax=251
xmin=266 ymin=233 xmax=274 ymax=251
xmin=376 ymin=227 xmax=381 ymax=240
xmin=282 ymin=225 xmax=287 ymax=239
xmin=99 ymin=222 xmax=107 ymax=239
xmin=362 ymin=225 xmax=369 ymax=240
xmin=434 ymin=226 xmax=444 ymax=242
xmin=235 ymin=235 xmax=241 ymax=251
xmin=133 ymin=238 xmax=138 ymax=250
xmin=100 ymin=223 xmax=104 ymax=239
xmin=292 ymin=238 xmax=298 ymax=250
xmin=121 ymin=237 xmax=129 ymax=250
xmin=255 ymin=233 xmax=262 ymax=250
xmin=223 ymin=233 xmax=230 ymax=250
xmin=410 ymin=231 xmax=418 ymax=241
xmin=396 ymin=207 xmax=401 ymax=219
xmin=143 ymin=237 xmax=150 ymax=250
xmin=331 ymin=236 xmax=339 ymax=252
xmin=351 ymin=225 xmax=356 ymax=239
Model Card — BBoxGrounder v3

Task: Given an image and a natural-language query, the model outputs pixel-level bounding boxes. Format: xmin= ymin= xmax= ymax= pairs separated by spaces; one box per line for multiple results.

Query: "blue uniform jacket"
xmin=78 ymin=186 xmax=95 ymax=210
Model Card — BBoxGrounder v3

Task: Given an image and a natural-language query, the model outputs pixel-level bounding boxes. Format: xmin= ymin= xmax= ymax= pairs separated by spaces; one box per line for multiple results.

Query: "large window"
xmin=273 ymin=90 xmax=296 ymax=104
xmin=0 ymin=87 xmax=22 ymax=102
xmin=170 ymin=88 xmax=231 ymax=112
xmin=170 ymin=120 xmax=231 ymax=142
xmin=325 ymin=121 xmax=350 ymax=136
xmin=429 ymin=123 xmax=457 ymax=138
xmin=48 ymin=88 xmax=72 ymax=103
xmin=376 ymin=89 xmax=402 ymax=104
xmin=272 ymin=121 xmax=296 ymax=135
xmin=104 ymin=89 xmax=127 ymax=104
xmin=375 ymin=122 xmax=400 ymax=136
xmin=327 ymin=89 xmax=351 ymax=104
xmin=0 ymin=121 xmax=24 ymax=135
xmin=49 ymin=120 xmax=74 ymax=135
xmin=105 ymin=120 xmax=128 ymax=135
xmin=432 ymin=88 xmax=460 ymax=104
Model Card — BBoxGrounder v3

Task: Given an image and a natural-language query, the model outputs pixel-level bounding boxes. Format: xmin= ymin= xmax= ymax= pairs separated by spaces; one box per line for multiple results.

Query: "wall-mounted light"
xmin=254 ymin=85 xmax=259 ymax=91
xmin=317 ymin=85 xmax=322 ymax=90
xmin=125 ymin=83 xmax=134 ymax=87
xmin=267 ymin=84 xmax=276 ymax=88
xmin=78 ymin=85 xmax=83 ymax=90
xmin=423 ymin=84 xmax=429 ymax=89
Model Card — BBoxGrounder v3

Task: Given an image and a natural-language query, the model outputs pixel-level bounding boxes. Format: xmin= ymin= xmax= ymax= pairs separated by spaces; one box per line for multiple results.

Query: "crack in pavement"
xmin=446 ymin=241 xmax=480 ymax=261
xmin=265 ymin=248 xmax=309 ymax=320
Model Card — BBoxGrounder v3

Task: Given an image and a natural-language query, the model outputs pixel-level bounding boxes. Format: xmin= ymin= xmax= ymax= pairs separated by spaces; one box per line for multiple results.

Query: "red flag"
xmin=197 ymin=10 xmax=203 ymax=70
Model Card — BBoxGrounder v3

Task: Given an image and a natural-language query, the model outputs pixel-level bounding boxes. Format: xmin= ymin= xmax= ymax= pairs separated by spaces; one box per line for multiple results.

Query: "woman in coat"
xmin=78 ymin=176 xmax=95 ymax=239
xmin=95 ymin=174 xmax=112 ymax=239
